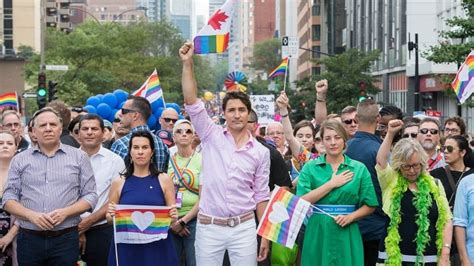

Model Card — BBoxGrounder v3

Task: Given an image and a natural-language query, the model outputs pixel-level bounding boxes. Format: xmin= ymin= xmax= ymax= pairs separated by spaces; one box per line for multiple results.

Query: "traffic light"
xmin=48 ymin=81 xmax=58 ymax=102
xmin=37 ymin=73 xmax=48 ymax=109
xmin=358 ymin=81 xmax=367 ymax=102
xmin=46 ymin=1 xmax=58 ymax=28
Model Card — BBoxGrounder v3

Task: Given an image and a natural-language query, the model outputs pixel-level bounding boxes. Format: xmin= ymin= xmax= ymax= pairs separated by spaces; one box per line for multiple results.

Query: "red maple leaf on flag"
xmin=208 ymin=9 xmax=228 ymax=30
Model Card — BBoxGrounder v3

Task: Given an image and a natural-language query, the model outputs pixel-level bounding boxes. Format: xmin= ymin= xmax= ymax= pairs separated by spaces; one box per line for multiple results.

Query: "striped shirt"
xmin=2 ymin=144 xmax=97 ymax=230
xmin=111 ymin=125 xmax=169 ymax=172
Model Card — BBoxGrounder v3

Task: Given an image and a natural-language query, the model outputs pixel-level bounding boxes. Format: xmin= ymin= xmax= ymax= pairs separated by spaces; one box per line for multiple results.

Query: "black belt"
xmin=20 ymin=226 xmax=77 ymax=238
xmin=88 ymin=223 xmax=111 ymax=232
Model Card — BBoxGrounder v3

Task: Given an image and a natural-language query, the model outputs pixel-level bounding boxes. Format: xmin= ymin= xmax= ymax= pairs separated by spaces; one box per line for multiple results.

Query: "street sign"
xmin=281 ymin=36 xmax=299 ymax=59
xmin=22 ymin=92 xmax=37 ymax=98
xmin=46 ymin=65 xmax=69 ymax=71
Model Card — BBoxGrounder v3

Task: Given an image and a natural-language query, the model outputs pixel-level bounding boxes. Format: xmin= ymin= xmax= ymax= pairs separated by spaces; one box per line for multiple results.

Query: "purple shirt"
xmin=186 ymin=100 xmax=270 ymax=217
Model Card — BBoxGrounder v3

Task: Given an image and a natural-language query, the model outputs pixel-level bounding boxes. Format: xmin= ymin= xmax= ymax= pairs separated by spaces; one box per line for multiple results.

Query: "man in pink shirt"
xmin=179 ymin=42 xmax=270 ymax=265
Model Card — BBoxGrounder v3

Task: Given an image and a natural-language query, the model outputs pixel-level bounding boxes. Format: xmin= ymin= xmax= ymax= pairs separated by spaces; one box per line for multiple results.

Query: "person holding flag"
xmin=180 ymin=41 xmax=270 ymax=265
xmin=106 ymin=130 xmax=178 ymax=266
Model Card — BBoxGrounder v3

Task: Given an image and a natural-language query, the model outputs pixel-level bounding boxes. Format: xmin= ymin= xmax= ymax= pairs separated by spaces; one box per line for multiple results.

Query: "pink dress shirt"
xmin=185 ymin=100 xmax=270 ymax=217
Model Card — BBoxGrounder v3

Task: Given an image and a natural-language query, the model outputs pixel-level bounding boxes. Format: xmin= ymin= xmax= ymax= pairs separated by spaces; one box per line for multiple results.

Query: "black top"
xmin=257 ymin=137 xmax=292 ymax=191
xmin=378 ymin=190 xmax=438 ymax=265
xmin=430 ymin=167 xmax=474 ymax=207
xmin=60 ymin=129 xmax=80 ymax=148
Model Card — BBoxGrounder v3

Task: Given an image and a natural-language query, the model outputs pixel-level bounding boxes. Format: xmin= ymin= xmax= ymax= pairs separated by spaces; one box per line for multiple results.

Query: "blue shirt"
xmin=346 ymin=131 xmax=386 ymax=241
xmin=111 ymin=125 xmax=169 ymax=172
xmin=453 ymin=174 xmax=474 ymax=263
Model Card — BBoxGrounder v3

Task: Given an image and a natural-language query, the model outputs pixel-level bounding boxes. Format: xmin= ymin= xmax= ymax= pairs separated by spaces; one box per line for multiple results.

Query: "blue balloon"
xmin=154 ymin=123 xmax=161 ymax=131
xmin=86 ymin=96 xmax=101 ymax=107
xmin=102 ymin=93 xmax=118 ymax=109
xmin=154 ymin=107 xmax=164 ymax=119
xmin=113 ymin=89 xmax=129 ymax=103
xmin=147 ymin=114 xmax=157 ymax=129
xmin=178 ymin=115 xmax=184 ymax=120
xmin=96 ymin=103 xmax=112 ymax=119
xmin=166 ymin=103 xmax=181 ymax=113
xmin=108 ymin=109 xmax=119 ymax=122
xmin=118 ymin=101 xmax=125 ymax=109
xmin=151 ymin=99 xmax=165 ymax=112
xmin=83 ymin=105 xmax=97 ymax=114
xmin=96 ymin=94 xmax=104 ymax=101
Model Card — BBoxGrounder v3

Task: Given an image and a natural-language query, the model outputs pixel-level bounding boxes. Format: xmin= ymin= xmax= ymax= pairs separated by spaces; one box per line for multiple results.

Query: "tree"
xmin=290 ymin=49 xmax=381 ymax=119
xmin=251 ymin=38 xmax=282 ymax=72
xmin=423 ymin=0 xmax=474 ymax=106
xmin=24 ymin=21 xmax=217 ymax=106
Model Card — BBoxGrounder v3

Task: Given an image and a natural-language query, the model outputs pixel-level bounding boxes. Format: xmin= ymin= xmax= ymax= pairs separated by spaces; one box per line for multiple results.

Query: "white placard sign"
xmin=250 ymin=95 xmax=275 ymax=125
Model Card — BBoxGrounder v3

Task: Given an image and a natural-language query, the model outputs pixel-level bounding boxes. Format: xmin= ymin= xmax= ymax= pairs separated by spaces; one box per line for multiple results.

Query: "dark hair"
xmin=379 ymin=105 xmax=403 ymax=120
xmin=128 ymin=95 xmax=151 ymax=121
xmin=47 ymin=100 xmax=70 ymax=129
xmin=249 ymin=109 xmax=258 ymax=123
xmin=419 ymin=117 xmax=441 ymax=131
xmin=446 ymin=135 xmax=474 ymax=168
xmin=293 ymin=120 xmax=316 ymax=138
xmin=444 ymin=116 xmax=466 ymax=136
xmin=123 ymin=130 xmax=160 ymax=178
xmin=68 ymin=115 xmax=84 ymax=134
xmin=222 ymin=91 xmax=251 ymax=114
xmin=79 ymin=113 xmax=105 ymax=130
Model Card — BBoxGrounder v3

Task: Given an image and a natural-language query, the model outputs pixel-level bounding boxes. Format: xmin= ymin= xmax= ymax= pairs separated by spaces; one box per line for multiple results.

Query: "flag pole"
xmin=310 ymin=204 xmax=335 ymax=219
xmin=112 ymin=215 xmax=120 ymax=266
xmin=283 ymin=57 xmax=289 ymax=92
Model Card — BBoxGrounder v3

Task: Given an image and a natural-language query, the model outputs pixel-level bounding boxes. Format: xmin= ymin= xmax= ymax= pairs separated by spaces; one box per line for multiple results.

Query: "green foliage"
xmin=251 ymin=38 xmax=282 ymax=72
xmin=24 ymin=21 xmax=217 ymax=106
xmin=290 ymin=49 xmax=381 ymax=118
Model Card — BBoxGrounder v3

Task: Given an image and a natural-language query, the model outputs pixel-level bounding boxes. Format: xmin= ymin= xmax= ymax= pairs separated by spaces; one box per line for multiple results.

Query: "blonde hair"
xmin=391 ymin=138 xmax=428 ymax=172
xmin=320 ymin=120 xmax=349 ymax=143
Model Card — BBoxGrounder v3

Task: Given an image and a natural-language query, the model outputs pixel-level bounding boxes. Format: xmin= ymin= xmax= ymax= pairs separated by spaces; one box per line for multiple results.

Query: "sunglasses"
xmin=121 ymin=108 xmax=138 ymax=115
xmin=71 ymin=107 xmax=84 ymax=113
xmin=113 ymin=118 xmax=121 ymax=123
xmin=163 ymin=118 xmax=178 ymax=123
xmin=400 ymin=163 xmax=422 ymax=171
xmin=175 ymin=129 xmax=193 ymax=135
xmin=343 ymin=119 xmax=358 ymax=125
xmin=402 ymin=133 xmax=418 ymax=139
xmin=419 ymin=128 xmax=439 ymax=135
xmin=442 ymin=145 xmax=455 ymax=153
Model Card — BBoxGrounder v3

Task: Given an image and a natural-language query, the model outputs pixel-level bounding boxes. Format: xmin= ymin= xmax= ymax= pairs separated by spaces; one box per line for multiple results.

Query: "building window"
xmin=312 ymin=46 xmax=321 ymax=58
xmin=312 ymin=25 xmax=321 ymax=41
xmin=312 ymin=66 xmax=321 ymax=76
xmin=312 ymin=0 xmax=321 ymax=16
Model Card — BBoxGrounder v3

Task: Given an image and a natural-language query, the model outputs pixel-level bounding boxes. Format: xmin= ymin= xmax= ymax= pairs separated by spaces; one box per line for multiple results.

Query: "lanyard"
xmin=170 ymin=151 xmax=199 ymax=195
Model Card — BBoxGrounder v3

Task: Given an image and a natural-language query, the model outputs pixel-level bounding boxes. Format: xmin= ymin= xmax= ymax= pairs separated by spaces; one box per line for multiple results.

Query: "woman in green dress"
xmin=297 ymin=119 xmax=378 ymax=266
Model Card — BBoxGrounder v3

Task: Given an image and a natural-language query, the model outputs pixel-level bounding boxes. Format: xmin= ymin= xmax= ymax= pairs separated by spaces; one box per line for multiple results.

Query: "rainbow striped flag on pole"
xmin=452 ymin=50 xmax=474 ymax=104
xmin=268 ymin=57 xmax=289 ymax=80
xmin=0 ymin=92 xmax=18 ymax=109
xmin=132 ymin=69 xmax=164 ymax=104
xmin=113 ymin=204 xmax=172 ymax=244
xmin=193 ymin=0 xmax=235 ymax=54
xmin=257 ymin=186 xmax=311 ymax=248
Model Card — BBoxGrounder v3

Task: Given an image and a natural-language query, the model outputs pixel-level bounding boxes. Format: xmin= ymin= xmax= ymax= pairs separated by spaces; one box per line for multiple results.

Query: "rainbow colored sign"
xmin=452 ymin=51 xmax=474 ymax=104
xmin=0 ymin=92 xmax=18 ymax=109
xmin=257 ymin=186 xmax=311 ymax=248
xmin=114 ymin=204 xmax=171 ymax=244
xmin=132 ymin=69 xmax=164 ymax=104
xmin=268 ymin=58 xmax=289 ymax=79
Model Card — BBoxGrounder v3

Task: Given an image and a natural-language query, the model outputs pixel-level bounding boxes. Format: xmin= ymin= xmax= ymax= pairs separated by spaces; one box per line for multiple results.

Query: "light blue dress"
xmin=453 ymin=174 xmax=474 ymax=263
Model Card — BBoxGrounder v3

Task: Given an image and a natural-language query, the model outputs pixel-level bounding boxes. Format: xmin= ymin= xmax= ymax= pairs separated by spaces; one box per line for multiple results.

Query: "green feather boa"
xmin=384 ymin=172 xmax=449 ymax=265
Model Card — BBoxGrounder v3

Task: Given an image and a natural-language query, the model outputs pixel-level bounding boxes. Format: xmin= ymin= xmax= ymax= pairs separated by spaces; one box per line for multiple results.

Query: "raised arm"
xmin=376 ymin=119 xmax=403 ymax=169
xmin=314 ymin=79 xmax=328 ymax=125
xmin=179 ymin=42 xmax=198 ymax=105
xmin=276 ymin=91 xmax=301 ymax=157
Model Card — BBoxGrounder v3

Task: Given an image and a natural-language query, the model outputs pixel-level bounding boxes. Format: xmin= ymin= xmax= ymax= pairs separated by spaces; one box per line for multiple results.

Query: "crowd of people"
xmin=0 ymin=42 xmax=472 ymax=266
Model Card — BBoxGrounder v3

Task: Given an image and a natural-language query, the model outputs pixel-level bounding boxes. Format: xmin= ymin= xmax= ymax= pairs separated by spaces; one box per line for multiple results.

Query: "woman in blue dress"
xmin=106 ymin=131 xmax=178 ymax=265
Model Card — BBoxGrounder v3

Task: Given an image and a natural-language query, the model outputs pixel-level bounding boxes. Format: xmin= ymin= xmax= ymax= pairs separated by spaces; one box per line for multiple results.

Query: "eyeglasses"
xmin=163 ymin=118 xmax=178 ymax=123
xmin=113 ymin=118 xmax=121 ymax=123
xmin=400 ymin=163 xmax=422 ymax=171
xmin=121 ymin=108 xmax=138 ymax=115
xmin=402 ymin=133 xmax=418 ymax=139
xmin=444 ymin=128 xmax=460 ymax=134
xmin=419 ymin=128 xmax=439 ymax=135
xmin=175 ymin=129 xmax=193 ymax=135
xmin=343 ymin=119 xmax=358 ymax=125
xmin=442 ymin=145 xmax=455 ymax=153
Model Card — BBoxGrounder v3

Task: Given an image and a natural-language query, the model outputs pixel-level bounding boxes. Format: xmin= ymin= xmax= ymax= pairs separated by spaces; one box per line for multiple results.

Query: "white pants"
xmin=195 ymin=218 xmax=257 ymax=266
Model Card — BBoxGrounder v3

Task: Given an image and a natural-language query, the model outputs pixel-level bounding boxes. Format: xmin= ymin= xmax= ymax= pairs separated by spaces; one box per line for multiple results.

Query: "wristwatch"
xmin=179 ymin=219 xmax=187 ymax=227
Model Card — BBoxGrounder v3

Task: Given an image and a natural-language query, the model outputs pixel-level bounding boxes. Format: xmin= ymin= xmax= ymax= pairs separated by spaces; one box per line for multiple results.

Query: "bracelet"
xmin=442 ymin=243 xmax=451 ymax=249
xmin=280 ymin=113 xmax=289 ymax=118
xmin=179 ymin=219 xmax=187 ymax=227
xmin=316 ymin=97 xmax=326 ymax=102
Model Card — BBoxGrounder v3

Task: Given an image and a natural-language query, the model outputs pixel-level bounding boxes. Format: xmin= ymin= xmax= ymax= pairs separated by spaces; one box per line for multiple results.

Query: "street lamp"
xmin=113 ymin=7 xmax=148 ymax=23
xmin=69 ymin=6 xmax=101 ymax=23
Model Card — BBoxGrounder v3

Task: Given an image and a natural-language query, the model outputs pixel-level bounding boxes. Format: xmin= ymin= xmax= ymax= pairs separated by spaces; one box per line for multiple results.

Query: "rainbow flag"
xmin=114 ymin=204 xmax=171 ymax=244
xmin=452 ymin=51 xmax=474 ymax=104
xmin=0 ymin=92 xmax=18 ymax=109
xmin=194 ymin=0 xmax=235 ymax=54
xmin=268 ymin=58 xmax=289 ymax=79
xmin=257 ymin=186 xmax=311 ymax=248
xmin=132 ymin=69 xmax=164 ymax=104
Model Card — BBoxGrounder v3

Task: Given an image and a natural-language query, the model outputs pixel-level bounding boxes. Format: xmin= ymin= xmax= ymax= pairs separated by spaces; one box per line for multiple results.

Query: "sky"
xmin=196 ymin=0 xmax=209 ymax=17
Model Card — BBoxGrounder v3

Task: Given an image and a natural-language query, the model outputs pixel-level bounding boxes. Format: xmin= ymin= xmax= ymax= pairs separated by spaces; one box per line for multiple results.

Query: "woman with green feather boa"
xmin=375 ymin=119 xmax=452 ymax=266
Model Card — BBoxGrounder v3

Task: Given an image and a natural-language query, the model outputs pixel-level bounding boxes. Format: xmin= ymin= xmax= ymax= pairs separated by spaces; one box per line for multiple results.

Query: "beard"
xmin=421 ymin=141 xmax=436 ymax=151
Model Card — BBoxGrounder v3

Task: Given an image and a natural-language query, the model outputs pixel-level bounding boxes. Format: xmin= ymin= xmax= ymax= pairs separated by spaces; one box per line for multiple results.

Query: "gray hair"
xmin=391 ymin=138 xmax=428 ymax=172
